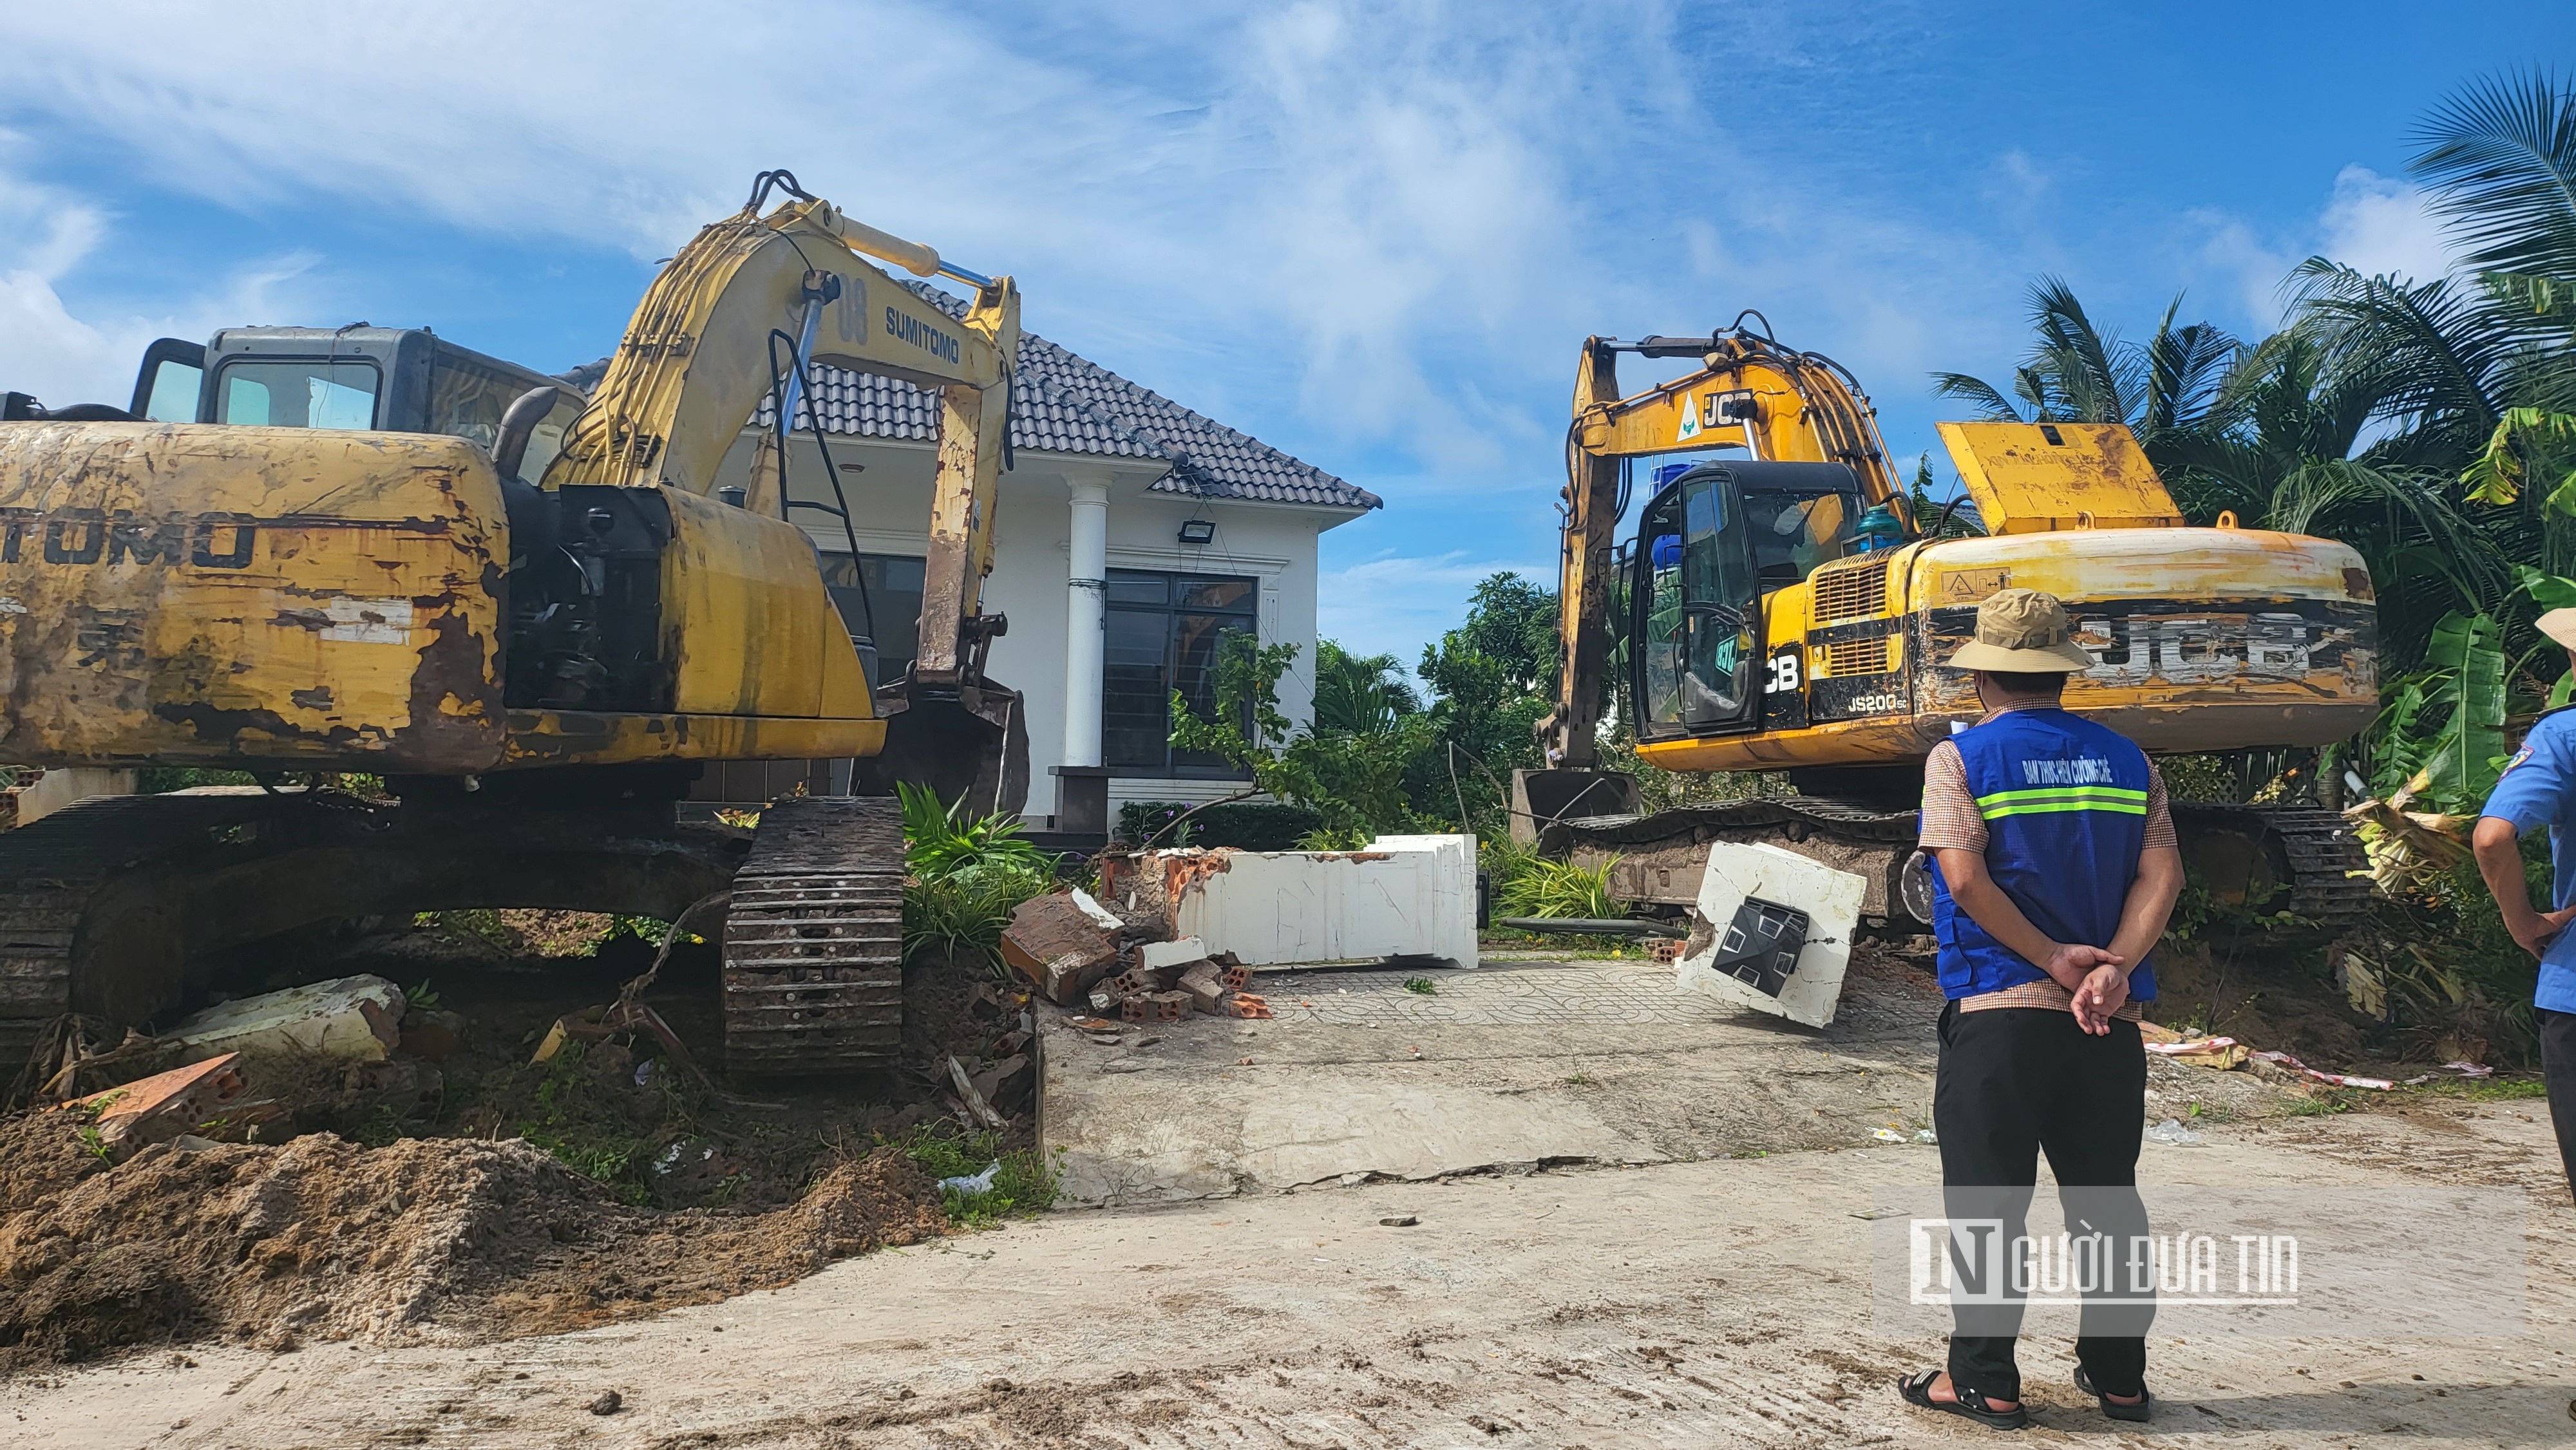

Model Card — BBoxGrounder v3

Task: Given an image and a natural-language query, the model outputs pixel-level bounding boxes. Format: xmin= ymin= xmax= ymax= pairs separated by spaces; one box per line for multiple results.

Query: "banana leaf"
xmin=2412 ymin=611 xmax=2507 ymax=813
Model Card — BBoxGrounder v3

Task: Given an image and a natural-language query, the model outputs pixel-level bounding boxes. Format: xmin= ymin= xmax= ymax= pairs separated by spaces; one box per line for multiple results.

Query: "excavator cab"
xmin=111 ymin=326 xmax=589 ymax=462
xmin=1630 ymin=460 xmax=1868 ymax=740
xmin=1633 ymin=464 xmax=1758 ymax=736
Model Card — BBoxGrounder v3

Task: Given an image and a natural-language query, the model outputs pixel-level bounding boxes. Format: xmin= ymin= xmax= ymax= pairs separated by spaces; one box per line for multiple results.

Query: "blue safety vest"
xmin=1927 ymin=708 xmax=2157 ymax=1002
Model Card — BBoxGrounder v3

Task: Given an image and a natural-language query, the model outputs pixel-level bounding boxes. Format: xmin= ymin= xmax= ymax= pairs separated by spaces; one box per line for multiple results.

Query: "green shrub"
xmin=900 ymin=780 xmax=1052 ymax=879
xmin=891 ymin=1124 xmax=1060 ymax=1224
xmin=902 ymin=862 xmax=1050 ymax=968
xmin=1493 ymin=852 xmax=1618 ymax=920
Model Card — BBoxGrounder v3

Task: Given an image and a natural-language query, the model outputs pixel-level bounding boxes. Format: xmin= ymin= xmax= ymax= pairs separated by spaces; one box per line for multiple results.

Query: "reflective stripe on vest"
xmin=1974 ymin=785 xmax=2149 ymax=820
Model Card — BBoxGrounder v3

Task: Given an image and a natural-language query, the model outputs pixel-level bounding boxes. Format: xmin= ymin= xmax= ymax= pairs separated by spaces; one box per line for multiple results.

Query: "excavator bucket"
xmin=857 ymin=680 xmax=1031 ymax=820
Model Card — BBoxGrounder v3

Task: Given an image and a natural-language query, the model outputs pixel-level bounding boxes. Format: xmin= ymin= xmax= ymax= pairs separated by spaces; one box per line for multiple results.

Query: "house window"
xmin=819 ymin=553 xmax=924 ymax=683
xmin=1104 ymin=569 xmax=1258 ymax=778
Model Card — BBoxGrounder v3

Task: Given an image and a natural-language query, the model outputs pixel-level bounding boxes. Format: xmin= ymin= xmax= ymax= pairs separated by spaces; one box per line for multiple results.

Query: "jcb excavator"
xmin=0 ymin=171 xmax=1026 ymax=1078
xmin=1520 ymin=316 xmax=2378 ymax=934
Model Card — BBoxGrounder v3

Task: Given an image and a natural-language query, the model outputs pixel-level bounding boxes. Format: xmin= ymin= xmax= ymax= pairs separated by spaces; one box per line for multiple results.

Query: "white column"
xmin=1062 ymin=471 xmax=1110 ymax=768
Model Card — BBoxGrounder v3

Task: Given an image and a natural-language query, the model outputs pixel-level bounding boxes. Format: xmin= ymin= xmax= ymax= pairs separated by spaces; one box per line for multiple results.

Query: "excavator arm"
xmin=1539 ymin=321 xmax=1902 ymax=773
xmin=547 ymin=173 xmax=1027 ymax=809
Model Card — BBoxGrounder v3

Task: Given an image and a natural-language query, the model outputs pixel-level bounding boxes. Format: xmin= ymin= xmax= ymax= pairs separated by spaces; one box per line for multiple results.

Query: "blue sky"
xmin=3 ymin=3 xmax=2566 ymax=672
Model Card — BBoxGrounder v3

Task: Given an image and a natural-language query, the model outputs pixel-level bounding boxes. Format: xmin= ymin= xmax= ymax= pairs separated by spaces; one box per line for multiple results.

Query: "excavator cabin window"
xmin=1634 ymin=467 xmax=1760 ymax=737
xmin=1743 ymin=486 xmax=1861 ymax=585
xmin=215 ymin=359 xmax=381 ymax=429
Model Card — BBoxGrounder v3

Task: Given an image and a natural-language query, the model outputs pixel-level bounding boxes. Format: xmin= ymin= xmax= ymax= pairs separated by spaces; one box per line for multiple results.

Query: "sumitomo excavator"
xmin=0 ymin=171 xmax=1026 ymax=1079
xmin=1519 ymin=316 xmax=2380 ymax=936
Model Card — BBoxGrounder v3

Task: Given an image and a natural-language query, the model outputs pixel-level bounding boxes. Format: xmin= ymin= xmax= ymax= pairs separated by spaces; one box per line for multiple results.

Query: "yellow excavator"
xmin=1519 ymin=316 xmax=2379 ymax=933
xmin=0 ymin=171 xmax=1025 ymax=1078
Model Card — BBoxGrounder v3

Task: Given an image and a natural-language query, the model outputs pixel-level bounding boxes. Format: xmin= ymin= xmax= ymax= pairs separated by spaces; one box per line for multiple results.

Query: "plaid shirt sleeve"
xmin=2141 ymin=759 xmax=2177 ymax=852
xmin=1917 ymin=739 xmax=1986 ymax=851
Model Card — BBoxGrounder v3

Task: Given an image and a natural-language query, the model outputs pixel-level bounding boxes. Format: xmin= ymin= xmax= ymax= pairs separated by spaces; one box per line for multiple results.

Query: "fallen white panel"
xmin=170 ymin=974 xmax=407 ymax=1062
xmin=1164 ymin=834 xmax=1477 ymax=968
xmin=1676 ymin=842 xmax=1864 ymax=1028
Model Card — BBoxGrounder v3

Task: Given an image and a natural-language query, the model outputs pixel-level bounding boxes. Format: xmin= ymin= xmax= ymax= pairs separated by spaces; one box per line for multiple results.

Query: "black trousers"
xmin=2543 ymin=1009 xmax=2576 ymax=1199
xmin=1935 ymin=1003 xmax=2154 ymax=1403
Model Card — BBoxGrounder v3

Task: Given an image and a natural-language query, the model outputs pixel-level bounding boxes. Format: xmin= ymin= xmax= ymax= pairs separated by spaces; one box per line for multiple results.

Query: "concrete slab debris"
xmin=998 ymin=894 xmax=1123 ymax=1005
xmin=1140 ymin=936 xmax=1209 ymax=971
xmin=1675 ymin=843 xmax=1864 ymax=1028
xmin=1125 ymin=834 xmax=1479 ymax=969
xmin=168 ymin=974 xmax=406 ymax=1063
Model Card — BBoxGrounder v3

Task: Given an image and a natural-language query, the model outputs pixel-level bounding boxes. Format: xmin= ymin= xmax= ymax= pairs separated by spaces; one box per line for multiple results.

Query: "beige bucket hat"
xmin=2540 ymin=608 xmax=2576 ymax=652
xmin=1949 ymin=588 xmax=2097 ymax=672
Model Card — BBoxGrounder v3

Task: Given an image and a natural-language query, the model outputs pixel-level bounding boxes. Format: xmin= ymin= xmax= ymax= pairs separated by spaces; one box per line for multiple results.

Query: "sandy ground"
xmin=7 ymin=952 xmax=2574 ymax=1447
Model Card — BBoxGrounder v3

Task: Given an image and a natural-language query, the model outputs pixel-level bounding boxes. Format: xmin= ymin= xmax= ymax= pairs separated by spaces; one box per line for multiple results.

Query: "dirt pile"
xmin=0 ymin=1111 xmax=948 ymax=1370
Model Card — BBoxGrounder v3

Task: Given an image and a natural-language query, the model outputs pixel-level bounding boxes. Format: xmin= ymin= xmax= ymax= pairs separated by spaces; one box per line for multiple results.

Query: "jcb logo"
xmin=0 ymin=509 xmax=256 ymax=569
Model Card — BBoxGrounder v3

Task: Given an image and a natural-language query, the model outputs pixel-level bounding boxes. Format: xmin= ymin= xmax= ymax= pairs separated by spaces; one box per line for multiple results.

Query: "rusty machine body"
xmin=0 ymin=171 xmax=1027 ymax=1077
xmin=1522 ymin=318 xmax=2378 ymax=934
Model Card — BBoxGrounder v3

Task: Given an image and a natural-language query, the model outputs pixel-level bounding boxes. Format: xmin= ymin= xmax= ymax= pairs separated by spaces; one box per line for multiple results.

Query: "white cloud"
xmin=1317 ymin=549 xmax=1549 ymax=665
xmin=2184 ymin=164 xmax=2460 ymax=333
xmin=2188 ymin=209 xmax=2301 ymax=329
xmin=2316 ymin=165 xmax=2452 ymax=286
xmin=0 ymin=3 xmax=2019 ymax=473
xmin=0 ymin=152 xmax=325 ymax=407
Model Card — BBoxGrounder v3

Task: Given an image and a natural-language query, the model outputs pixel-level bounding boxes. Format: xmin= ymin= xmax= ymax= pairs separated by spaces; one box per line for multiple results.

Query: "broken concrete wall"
xmin=1157 ymin=834 xmax=1478 ymax=968
xmin=169 ymin=974 xmax=406 ymax=1063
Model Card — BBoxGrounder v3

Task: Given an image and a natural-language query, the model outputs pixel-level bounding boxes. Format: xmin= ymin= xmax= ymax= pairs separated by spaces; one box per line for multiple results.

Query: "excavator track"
xmin=0 ymin=788 xmax=748 ymax=1078
xmin=2165 ymin=802 xmax=2376 ymax=932
xmin=0 ymin=791 xmax=283 ymax=1066
xmin=721 ymin=796 xmax=907 ymax=1078
xmin=1546 ymin=796 xmax=2375 ymax=935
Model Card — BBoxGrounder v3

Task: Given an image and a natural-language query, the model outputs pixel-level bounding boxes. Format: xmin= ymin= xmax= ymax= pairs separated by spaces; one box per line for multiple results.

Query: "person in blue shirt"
xmin=2472 ymin=606 xmax=2576 ymax=1198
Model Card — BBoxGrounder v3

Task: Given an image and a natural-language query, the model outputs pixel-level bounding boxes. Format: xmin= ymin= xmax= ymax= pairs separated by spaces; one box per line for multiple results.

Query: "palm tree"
xmin=1930 ymin=278 xmax=2237 ymax=459
xmin=2412 ymin=68 xmax=2576 ymax=330
xmin=1311 ymin=640 xmax=1421 ymax=735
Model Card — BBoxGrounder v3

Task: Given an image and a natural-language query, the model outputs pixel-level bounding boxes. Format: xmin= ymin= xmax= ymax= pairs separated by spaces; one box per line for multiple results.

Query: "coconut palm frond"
xmin=2410 ymin=68 xmax=2576 ymax=308
xmin=1928 ymin=372 xmax=2027 ymax=422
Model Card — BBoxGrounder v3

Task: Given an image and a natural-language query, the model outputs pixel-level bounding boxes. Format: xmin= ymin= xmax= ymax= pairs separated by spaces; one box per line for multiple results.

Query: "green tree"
xmin=1170 ymin=633 xmax=1437 ymax=838
xmin=1311 ymin=640 xmax=1421 ymax=733
xmin=1406 ymin=572 xmax=1563 ymax=835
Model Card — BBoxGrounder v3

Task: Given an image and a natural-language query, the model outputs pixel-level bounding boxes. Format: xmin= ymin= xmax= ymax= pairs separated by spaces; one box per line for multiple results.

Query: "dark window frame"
xmin=1104 ymin=567 xmax=1259 ymax=780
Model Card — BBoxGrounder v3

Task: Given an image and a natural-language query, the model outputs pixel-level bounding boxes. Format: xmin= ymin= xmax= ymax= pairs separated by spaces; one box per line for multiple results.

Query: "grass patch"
xmin=483 ymin=1038 xmax=701 ymax=1207
xmin=891 ymin=1125 xmax=1060 ymax=1225
xmin=1403 ymin=977 xmax=1438 ymax=995
xmin=2285 ymin=1091 xmax=2360 ymax=1116
xmin=2407 ymin=1076 xmax=2550 ymax=1101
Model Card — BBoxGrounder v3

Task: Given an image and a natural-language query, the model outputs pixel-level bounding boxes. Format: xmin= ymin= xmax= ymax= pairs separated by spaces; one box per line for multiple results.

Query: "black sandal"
xmin=2074 ymin=1367 xmax=2152 ymax=1422
xmin=1896 ymin=1368 xmax=2029 ymax=1430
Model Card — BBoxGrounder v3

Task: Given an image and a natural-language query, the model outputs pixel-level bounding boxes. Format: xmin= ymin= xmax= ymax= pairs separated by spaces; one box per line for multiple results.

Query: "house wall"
xmin=713 ymin=432 xmax=1358 ymax=823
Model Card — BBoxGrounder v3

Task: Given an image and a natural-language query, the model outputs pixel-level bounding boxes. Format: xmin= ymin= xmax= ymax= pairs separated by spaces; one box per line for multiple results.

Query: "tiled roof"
xmin=762 ymin=282 xmax=1380 ymax=511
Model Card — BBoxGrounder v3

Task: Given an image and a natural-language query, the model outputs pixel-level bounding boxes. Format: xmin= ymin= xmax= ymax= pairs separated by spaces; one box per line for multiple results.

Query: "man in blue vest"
xmin=2471 ymin=606 xmax=2576 ymax=1199
xmin=1895 ymin=588 xmax=2183 ymax=1431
